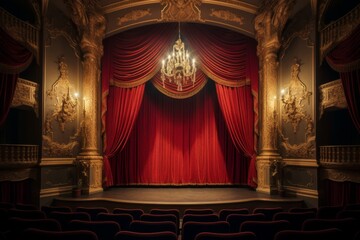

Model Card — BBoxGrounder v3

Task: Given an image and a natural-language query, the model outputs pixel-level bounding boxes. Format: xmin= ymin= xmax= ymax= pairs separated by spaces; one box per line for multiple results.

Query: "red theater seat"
xmin=195 ymin=232 xmax=256 ymax=240
xmin=114 ymin=231 xmax=177 ymax=240
xmin=252 ymin=207 xmax=284 ymax=221
xmin=96 ymin=212 xmax=133 ymax=231
xmin=273 ymin=211 xmax=316 ymax=230
xmin=219 ymin=208 xmax=250 ymax=221
xmin=240 ymin=220 xmax=290 ymax=240
xmin=130 ymin=220 xmax=177 ymax=234
xmin=67 ymin=219 xmax=120 ymax=240
xmin=182 ymin=221 xmax=230 ymax=240
xmin=23 ymin=228 xmax=98 ymax=240
xmin=226 ymin=213 xmax=266 ymax=233
xmin=274 ymin=228 xmax=343 ymax=240
xmin=113 ymin=208 xmax=144 ymax=220
xmin=75 ymin=207 xmax=109 ymax=221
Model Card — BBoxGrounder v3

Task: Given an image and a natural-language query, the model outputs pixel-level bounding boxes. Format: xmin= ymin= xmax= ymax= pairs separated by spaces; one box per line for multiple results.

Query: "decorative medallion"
xmin=160 ymin=0 xmax=203 ymax=22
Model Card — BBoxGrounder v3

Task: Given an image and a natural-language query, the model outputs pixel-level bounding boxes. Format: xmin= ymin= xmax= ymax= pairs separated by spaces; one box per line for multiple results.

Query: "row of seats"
xmin=1 ymin=203 xmax=360 ymax=240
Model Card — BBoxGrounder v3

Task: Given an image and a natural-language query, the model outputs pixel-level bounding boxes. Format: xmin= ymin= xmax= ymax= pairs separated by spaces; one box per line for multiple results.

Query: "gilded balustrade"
xmin=0 ymin=144 xmax=39 ymax=168
xmin=319 ymin=145 xmax=360 ymax=169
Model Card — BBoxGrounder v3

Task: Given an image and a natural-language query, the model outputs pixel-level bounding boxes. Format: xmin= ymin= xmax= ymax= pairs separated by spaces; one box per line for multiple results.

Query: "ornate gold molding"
xmin=40 ymin=185 xmax=73 ymax=198
xmin=319 ymin=145 xmax=360 ymax=169
xmin=209 ymin=9 xmax=243 ymax=25
xmin=279 ymin=131 xmax=315 ymax=159
xmin=0 ymin=144 xmax=39 ymax=169
xmin=46 ymin=56 xmax=78 ymax=133
xmin=320 ymin=168 xmax=360 ymax=184
xmin=40 ymin=158 xmax=75 ymax=166
xmin=76 ymin=156 xmax=103 ymax=194
xmin=0 ymin=168 xmax=37 ymax=182
xmin=159 ymin=0 xmax=203 ymax=22
xmin=319 ymin=3 xmax=360 ymax=62
xmin=280 ymin=6 xmax=314 ymax=59
xmin=283 ymin=158 xmax=318 ymax=167
xmin=283 ymin=185 xmax=318 ymax=198
xmin=319 ymin=79 xmax=347 ymax=118
xmin=11 ymin=78 xmax=39 ymax=116
xmin=281 ymin=58 xmax=312 ymax=134
xmin=118 ymin=9 xmax=152 ymax=26
xmin=45 ymin=17 xmax=81 ymax=58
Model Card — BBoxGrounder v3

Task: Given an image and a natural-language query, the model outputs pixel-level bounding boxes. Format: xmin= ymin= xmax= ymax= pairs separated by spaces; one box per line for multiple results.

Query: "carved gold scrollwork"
xmin=210 ymin=9 xmax=244 ymax=25
xmin=319 ymin=79 xmax=347 ymax=118
xmin=281 ymin=58 xmax=312 ymax=134
xmin=42 ymin=56 xmax=82 ymax=157
xmin=11 ymin=78 xmax=39 ymax=117
xmin=160 ymin=0 xmax=203 ymax=22
xmin=279 ymin=58 xmax=315 ymax=158
xmin=118 ymin=9 xmax=152 ymax=26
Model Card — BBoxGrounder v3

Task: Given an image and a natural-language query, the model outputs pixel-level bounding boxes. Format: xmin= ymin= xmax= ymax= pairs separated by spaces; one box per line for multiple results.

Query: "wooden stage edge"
xmin=52 ymin=187 xmax=306 ymax=215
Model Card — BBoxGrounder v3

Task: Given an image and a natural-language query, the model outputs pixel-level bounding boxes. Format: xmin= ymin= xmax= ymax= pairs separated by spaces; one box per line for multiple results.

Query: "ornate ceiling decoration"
xmin=100 ymin=0 xmax=259 ymax=38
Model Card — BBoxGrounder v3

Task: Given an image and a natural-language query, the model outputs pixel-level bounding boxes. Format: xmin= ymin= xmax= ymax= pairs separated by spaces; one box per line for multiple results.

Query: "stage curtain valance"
xmin=0 ymin=29 xmax=33 ymax=126
xmin=101 ymin=23 xmax=259 ymax=187
xmin=326 ymin=25 xmax=360 ymax=133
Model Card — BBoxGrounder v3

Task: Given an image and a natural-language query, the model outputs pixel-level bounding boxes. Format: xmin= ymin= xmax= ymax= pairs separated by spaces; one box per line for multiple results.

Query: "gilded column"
xmin=65 ymin=0 xmax=106 ymax=194
xmin=254 ymin=0 xmax=295 ymax=194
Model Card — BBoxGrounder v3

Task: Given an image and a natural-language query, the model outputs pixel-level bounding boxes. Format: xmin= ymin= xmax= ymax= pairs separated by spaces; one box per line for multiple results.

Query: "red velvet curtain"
xmin=326 ymin=25 xmax=360 ymax=133
xmin=0 ymin=29 xmax=33 ymax=126
xmin=103 ymin=85 xmax=145 ymax=187
xmin=216 ymin=85 xmax=257 ymax=188
xmin=110 ymin=82 xmax=249 ymax=185
xmin=102 ymin=23 xmax=259 ymax=187
xmin=323 ymin=180 xmax=360 ymax=206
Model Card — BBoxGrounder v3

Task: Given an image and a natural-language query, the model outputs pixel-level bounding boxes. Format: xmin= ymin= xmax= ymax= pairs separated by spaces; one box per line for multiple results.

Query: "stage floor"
xmin=86 ymin=187 xmax=288 ymax=204
xmin=53 ymin=187 xmax=306 ymax=214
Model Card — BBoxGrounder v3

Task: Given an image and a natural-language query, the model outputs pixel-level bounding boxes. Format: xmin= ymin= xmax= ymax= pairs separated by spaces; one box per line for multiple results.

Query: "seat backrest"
xmin=288 ymin=207 xmax=317 ymax=214
xmin=41 ymin=206 xmax=72 ymax=216
xmin=8 ymin=209 xmax=46 ymax=219
xmin=23 ymin=228 xmax=98 ymax=240
xmin=273 ymin=211 xmax=316 ymax=230
xmin=218 ymin=208 xmax=249 ymax=221
xmin=96 ymin=212 xmax=133 ymax=231
xmin=182 ymin=214 xmax=219 ymax=226
xmin=182 ymin=221 xmax=230 ymax=240
xmin=140 ymin=213 xmax=177 ymax=225
xmin=130 ymin=220 xmax=177 ymax=234
xmin=344 ymin=203 xmax=360 ymax=210
xmin=67 ymin=219 xmax=120 ymax=240
xmin=226 ymin=213 xmax=266 ymax=233
xmin=240 ymin=220 xmax=290 ymax=240
xmin=8 ymin=217 xmax=61 ymax=231
xmin=0 ymin=202 xmax=14 ymax=209
xmin=316 ymin=205 xmax=343 ymax=219
xmin=15 ymin=203 xmax=38 ymax=210
xmin=302 ymin=217 xmax=358 ymax=239
xmin=114 ymin=230 xmax=177 ymax=240
xmin=150 ymin=209 xmax=180 ymax=227
xmin=274 ymin=228 xmax=343 ymax=240
xmin=336 ymin=210 xmax=360 ymax=221
xmin=0 ymin=209 xmax=9 ymax=232
xmin=252 ymin=207 xmax=284 ymax=221
xmin=48 ymin=211 xmax=91 ymax=230
xmin=195 ymin=232 xmax=256 ymax=240
xmin=184 ymin=209 xmax=214 ymax=215
xmin=113 ymin=208 xmax=144 ymax=220
xmin=4 ymin=217 xmax=62 ymax=240
xmin=76 ymin=207 xmax=109 ymax=221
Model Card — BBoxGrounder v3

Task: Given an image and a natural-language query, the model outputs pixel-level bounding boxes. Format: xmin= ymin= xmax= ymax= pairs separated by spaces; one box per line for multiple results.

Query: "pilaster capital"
xmin=254 ymin=0 xmax=295 ymax=56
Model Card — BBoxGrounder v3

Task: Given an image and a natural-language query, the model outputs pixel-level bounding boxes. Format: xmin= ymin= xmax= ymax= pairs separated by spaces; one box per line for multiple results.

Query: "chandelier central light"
xmin=161 ymin=23 xmax=197 ymax=91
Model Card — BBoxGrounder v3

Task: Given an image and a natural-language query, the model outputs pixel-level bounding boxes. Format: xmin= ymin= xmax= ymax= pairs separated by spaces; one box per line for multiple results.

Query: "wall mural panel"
xmin=42 ymin=56 xmax=82 ymax=157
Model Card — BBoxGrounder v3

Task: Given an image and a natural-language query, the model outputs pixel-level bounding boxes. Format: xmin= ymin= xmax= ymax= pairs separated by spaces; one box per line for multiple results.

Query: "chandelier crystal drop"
xmin=161 ymin=23 xmax=197 ymax=91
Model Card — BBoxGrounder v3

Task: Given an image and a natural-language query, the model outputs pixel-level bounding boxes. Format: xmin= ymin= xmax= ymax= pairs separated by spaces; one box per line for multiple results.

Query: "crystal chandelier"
xmin=161 ymin=23 xmax=196 ymax=91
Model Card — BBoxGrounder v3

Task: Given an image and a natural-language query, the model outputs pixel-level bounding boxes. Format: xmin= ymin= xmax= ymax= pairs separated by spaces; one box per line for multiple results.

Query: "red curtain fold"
xmin=326 ymin=25 xmax=360 ymax=133
xmin=110 ymin=82 xmax=249 ymax=185
xmin=0 ymin=29 xmax=33 ymax=126
xmin=216 ymin=84 xmax=257 ymax=188
xmin=103 ymin=85 xmax=145 ymax=187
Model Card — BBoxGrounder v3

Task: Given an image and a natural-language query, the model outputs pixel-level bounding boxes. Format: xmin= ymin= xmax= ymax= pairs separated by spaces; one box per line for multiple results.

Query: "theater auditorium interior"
xmin=0 ymin=0 xmax=360 ymax=239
